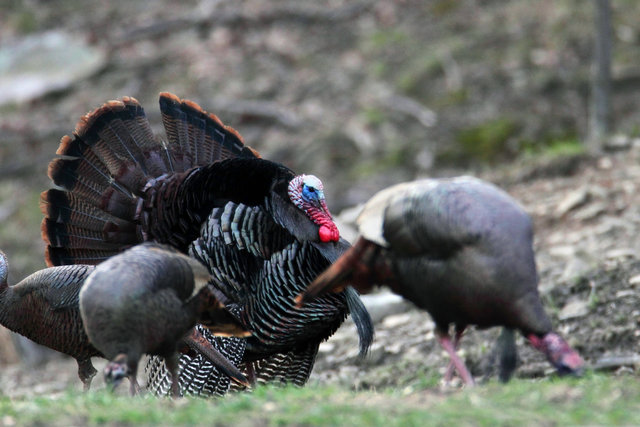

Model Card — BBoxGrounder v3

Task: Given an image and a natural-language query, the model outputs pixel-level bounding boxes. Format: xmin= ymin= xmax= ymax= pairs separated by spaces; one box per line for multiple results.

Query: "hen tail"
xmin=41 ymin=93 xmax=259 ymax=266
xmin=496 ymin=327 xmax=518 ymax=382
xmin=181 ymin=328 xmax=250 ymax=387
xmin=297 ymin=237 xmax=377 ymax=356
xmin=296 ymin=237 xmax=379 ymax=306
xmin=146 ymin=327 xmax=247 ymax=397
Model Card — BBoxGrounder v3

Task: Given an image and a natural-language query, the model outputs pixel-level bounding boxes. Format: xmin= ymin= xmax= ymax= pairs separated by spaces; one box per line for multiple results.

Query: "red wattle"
xmin=319 ymin=225 xmax=339 ymax=243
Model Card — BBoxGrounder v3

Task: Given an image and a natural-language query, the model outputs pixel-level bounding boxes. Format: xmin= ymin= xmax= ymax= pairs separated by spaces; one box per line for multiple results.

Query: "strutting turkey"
xmin=40 ymin=92 xmax=373 ymax=396
xmin=298 ymin=177 xmax=584 ymax=385
xmin=79 ymin=242 xmax=250 ymax=397
xmin=0 ymin=249 xmax=250 ymax=391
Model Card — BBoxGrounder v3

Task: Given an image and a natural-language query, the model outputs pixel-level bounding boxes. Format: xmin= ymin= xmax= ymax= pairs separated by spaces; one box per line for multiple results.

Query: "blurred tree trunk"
xmin=588 ymin=0 xmax=612 ymax=153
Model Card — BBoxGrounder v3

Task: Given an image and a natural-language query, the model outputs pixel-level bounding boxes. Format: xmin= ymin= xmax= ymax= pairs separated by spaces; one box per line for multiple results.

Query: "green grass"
xmin=1 ymin=373 xmax=639 ymax=426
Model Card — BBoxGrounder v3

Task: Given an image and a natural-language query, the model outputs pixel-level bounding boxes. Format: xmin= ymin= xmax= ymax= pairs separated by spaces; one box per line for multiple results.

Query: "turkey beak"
xmin=318 ymin=197 xmax=332 ymax=219
xmin=555 ymin=351 xmax=585 ymax=376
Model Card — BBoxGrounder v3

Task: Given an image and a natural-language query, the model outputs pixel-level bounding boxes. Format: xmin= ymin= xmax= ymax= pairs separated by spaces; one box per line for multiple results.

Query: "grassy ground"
xmin=1 ymin=372 xmax=638 ymax=426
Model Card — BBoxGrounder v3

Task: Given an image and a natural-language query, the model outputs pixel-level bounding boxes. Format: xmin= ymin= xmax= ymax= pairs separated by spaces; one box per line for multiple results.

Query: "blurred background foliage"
xmin=0 ymin=0 xmax=635 ymax=361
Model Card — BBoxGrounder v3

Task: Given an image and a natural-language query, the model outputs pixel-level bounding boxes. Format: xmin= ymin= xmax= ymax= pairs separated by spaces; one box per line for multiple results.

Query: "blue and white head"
xmin=287 ymin=175 xmax=340 ymax=243
xmin=300 ymin=175 xmax=325 ymax=202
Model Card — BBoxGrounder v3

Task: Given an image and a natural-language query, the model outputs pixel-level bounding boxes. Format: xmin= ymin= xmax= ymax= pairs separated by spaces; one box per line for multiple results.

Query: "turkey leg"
xmin=436 ymin=329 xmax=474 ymax=386
xmin=442 ymin=325 xmax=466 ymax=383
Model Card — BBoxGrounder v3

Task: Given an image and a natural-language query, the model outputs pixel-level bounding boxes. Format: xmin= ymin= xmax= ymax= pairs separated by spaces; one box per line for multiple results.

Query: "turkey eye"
xmin=308 ymin=187 xmax=316 ymax=193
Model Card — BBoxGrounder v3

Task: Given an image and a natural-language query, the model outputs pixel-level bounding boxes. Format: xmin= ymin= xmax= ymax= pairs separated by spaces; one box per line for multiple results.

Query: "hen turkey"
xmin=79 ymin=242 xmax=249 ymax=396
xmin=40 ymin=93 xmax=373 ymax=395
xmin=299 ymin=177 xmax=584 ymax=385
xmin=0 ymin=250 xmax=100 ymax=389
xmin=0 ymin=249 xmax=249 ymax=391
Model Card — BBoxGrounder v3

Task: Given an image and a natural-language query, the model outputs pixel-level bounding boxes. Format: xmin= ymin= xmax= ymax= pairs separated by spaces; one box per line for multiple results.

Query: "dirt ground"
xmin=3 ymin=145 xmax=640 ymax=397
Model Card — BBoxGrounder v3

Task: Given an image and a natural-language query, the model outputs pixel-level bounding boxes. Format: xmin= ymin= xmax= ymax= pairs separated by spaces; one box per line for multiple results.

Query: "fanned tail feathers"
xmin=159 ymin=92 xmax=260 ymax=166
xmin=41 ymin=93 xmax=260 ymax=266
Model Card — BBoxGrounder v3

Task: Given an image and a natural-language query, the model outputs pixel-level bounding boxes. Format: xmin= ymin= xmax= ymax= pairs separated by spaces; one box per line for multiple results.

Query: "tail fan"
xmin=42 ymin=97 xmax=163 ymax=265
xmin=158 ymin=92 xmax=260 ymax=165
xmin=41 ymin=93 xmax=260 ymax=266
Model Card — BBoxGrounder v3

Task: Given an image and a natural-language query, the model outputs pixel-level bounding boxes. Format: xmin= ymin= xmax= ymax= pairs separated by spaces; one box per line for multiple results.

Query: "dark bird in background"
xmin=0 ymin=249 xmax=249 ymax=392
xmin=0 ymin=250 xmax=100 ymax=390
xmin=298 ymin=177 xmax=584 ymax=385
xmin=40 ymin=93 xmax=372 ymax=396
xmin=79 ymin=242 xmax=250 ymax=397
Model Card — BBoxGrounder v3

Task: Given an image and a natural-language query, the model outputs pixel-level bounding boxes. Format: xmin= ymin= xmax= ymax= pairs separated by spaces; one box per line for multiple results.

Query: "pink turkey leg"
xmin=443 ymin=327 xmax=466 ymax=382
xmin=437 ymin=330 xmax=474 ymax=386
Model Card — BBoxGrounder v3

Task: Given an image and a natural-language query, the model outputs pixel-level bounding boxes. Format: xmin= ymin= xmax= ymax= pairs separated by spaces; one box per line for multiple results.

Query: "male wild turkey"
xmin=40 ymin=93 xmax=372 ymax=395
xmin=79 ymin=243 xmax=250 ymax=397
xmin=0 ymin=249 xmax=249 ymax=391
xmin=298 ymin=177 xmax=584 ymax=385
